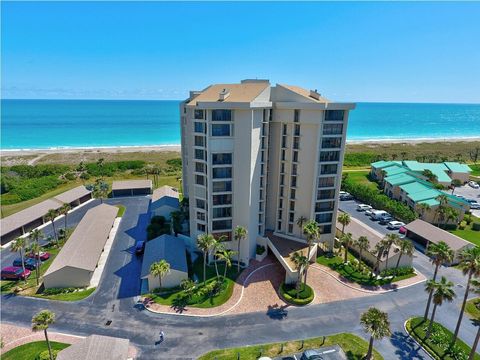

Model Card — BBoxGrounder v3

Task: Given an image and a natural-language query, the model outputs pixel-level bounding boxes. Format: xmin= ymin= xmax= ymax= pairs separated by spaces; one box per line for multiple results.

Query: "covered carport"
xmin=111 ymin=180 xmax=152 ymax=197
xmin=53 ymin=185 xmax=92 ymax=208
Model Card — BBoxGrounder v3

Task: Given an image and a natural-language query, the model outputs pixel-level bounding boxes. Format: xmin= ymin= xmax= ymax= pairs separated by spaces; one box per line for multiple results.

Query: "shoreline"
xmin=1 ymin=137 xmax=480 ymax=156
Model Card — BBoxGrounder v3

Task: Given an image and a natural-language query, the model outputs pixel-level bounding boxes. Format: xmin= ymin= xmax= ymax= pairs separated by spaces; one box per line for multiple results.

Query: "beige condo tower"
xmin=181 ymin=80 xmax=355 ymax=283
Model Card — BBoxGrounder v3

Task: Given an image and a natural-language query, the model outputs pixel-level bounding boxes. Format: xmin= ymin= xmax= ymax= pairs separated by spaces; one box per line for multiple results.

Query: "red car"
xmin=399 ymin=226 xmax=407 ymax=235
xmin=27 ymin=251 xmax=50 ymax=261
xmin=1 ymin=266 xmax=31 ymax=280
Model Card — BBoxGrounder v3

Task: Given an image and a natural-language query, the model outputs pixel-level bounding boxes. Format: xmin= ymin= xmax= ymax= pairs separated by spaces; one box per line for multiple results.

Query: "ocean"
xmin=1 ymin=99 xmax=480 ymax=150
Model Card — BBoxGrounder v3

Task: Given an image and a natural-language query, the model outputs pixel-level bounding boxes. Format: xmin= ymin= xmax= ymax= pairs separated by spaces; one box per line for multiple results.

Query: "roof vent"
xmin=219 ymin=88 xmax=230 ymax=101
xmin=310 ymin=89 xmax=321 ymax=100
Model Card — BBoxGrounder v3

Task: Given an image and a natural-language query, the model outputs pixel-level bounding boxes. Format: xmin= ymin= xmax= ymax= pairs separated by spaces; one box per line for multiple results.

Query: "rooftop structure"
xmin=56 ymin=335 xmax=129 ymax=360
xmin=111 ymin=180 xmax=152 ymax=197
xmin=53 ymin=185 xmax=92 ymax=205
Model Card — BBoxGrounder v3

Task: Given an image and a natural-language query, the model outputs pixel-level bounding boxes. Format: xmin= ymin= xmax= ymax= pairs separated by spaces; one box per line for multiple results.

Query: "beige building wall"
xmin=43 ymin=266 xmax=93 ymax=289
xmin=146 ymin=269 xmax=188 ymax=291
xmin=450 ymin=172 xmax=470 ymax=183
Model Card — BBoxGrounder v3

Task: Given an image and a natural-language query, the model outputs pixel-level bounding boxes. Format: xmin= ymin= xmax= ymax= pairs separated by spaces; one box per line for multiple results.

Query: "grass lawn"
xmin=198 ymin=333 xmax=383 ymax=360
xmin=470 ymin=164 xmax=480 ymax=177
xmin=317 ymin=252 xmax=415 ymax=287
xmin=32 ymin=287 xmax=96 ymax=301
xmin=465 ymin=297 xmax=480 ymax=319
xmin=406 ymin=317 xmax=480 ymax=360
xmin=2 ymin=341 xmax=70 ymax=360
xmin=342 ymin=170 xmax=379 ymax=191
xmin=450 ymin=223 xmax=480 ymax=247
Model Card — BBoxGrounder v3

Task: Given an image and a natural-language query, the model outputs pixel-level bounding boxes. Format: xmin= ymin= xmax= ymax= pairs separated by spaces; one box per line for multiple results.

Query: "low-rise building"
xmin=150 ymin=185 xmax=180 ymax=220
xmin=111 ymin=180 xmax=152 ymax=197
xmin=53 ymin=185 xmax=93 ymax=207
xmin=56 ymin=335 xmax=130 ymax=360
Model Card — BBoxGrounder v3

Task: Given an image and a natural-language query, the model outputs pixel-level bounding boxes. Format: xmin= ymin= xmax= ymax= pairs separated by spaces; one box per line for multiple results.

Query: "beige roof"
xmin=404 ymin=219 xmax=472 ymax=251
xmin=187 ymin=82 xmax=270 ymax=105
xmin=0 ymin=199 xmax=63 ymax=237
xmin=57 ymin=335 xmax=129 ymax=360
xmin=279 ymin=84 xmax=330 ymax=103
xmin=44 ymin=204 xmax=118 ymax=276
xmin=53 ymin=186 xmax=92 ymax=204
xmin=266 ymin=231 xmax=309 ymax=269
xmin=152 ymin=185 xmax=179 ymax=202
xmin=112 ymin=179 xmax=152 ymax=191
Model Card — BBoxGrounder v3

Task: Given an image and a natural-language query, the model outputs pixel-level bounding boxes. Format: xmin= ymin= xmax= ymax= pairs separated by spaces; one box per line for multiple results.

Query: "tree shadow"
xmin=390 ymin=330 xmax=428 ymax=360
xmin=266 ymin=303 xmax=289 ymax=320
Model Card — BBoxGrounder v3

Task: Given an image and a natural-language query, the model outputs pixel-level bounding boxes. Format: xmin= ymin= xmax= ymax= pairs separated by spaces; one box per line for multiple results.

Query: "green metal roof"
xmin=402 ymin=161 xmax=451 ymax=183
xmin=384 ymin=165 xmax=409 ymax=176
xmin=408 ymin=188 xmax=442 ymax=202
xmin=371 ymin=160 xmax=402 ymax=169
xmin=418 ymin=198 xmax=440 ymax=207
xmin=399 ymin=181 xmax=431 ymax=195
xmin=443 ymin=162 xmax=472 ymax=173
xmin=384 ymin=173 xmax=417 ymax=186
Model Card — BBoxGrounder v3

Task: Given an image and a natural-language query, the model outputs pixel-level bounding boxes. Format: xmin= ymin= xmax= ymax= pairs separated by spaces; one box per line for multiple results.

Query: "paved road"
xmin=2 ymin=197 xmax=478 ymax=359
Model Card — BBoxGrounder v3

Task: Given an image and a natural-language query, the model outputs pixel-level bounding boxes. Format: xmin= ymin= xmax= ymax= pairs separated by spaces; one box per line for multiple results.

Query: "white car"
xmin=365 ymin=209 xmax=375 ymax=217
xmin=469 ymin=181 xmax=480 ymax=189
xmin=387 ymin=221 xmax=405 ymax=230
xmin=357 ymin=204 xmax=373 ymax=212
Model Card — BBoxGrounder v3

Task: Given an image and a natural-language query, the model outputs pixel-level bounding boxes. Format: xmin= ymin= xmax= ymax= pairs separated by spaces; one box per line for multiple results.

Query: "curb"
xmin=403 ymin=319 xmax=435 ymax=360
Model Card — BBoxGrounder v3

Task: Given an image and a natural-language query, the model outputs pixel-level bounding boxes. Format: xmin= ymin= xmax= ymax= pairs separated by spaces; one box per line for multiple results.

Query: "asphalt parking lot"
xmin=450 ymin=184 xmax=480 ymax=217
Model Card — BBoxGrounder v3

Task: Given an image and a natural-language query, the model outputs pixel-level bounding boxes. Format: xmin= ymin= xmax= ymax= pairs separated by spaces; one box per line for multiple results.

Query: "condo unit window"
xmin=315 ymin=201 xmax=335 ymax=212
xmin=212 ymin=153 xmax=232 ymax=165
xmin=290 ymin=189 xmax=296 ymax=199
xmin=195 ymin=149 xmax=205 ymax=160
xmin=261 ymin=164 xmax=265 ymax=175
xmin=196 ymin=199 xmax=206 ymax=209
xmin=280 ymin=186 xmax=284 ymax=197
xmin=318 ymin=176 xmax=335 ymax=188
xmin=290 ymin=201 xmax=295 ymax=211
xmin=212 ymin=180 xmax=232 ymax=193
xmin=269 ymin=109 xmax=273 ymax=121
xmin=294 ymin=124 xmax=300 ymax=136
xmin=197 ymin=224 xmax=206 ymax=232
xmin=213 ymin=194 xmax=232 ymax=205
xmin=262 ymin=123 xmax=267 ymax=134
xmin=282 ymin=136 xmax=287 ymax=148
xmin=279 ymin=199 xmax=283 ymax=208
xmin=212 ymin=219 xmax=232 ymax=231
xmin=260 ymin=176 xmax=264 ymax=187
xmin=292 ymin=164 xmax=298 ymax=175
xmin=261 ymin=137 xmax=266 ymax=149
xmin=319 ymin=151 xmax=340 ymax=162
xmin=277 ymin=221 xmax=282 ymax=231
xmin=212 ymin=207 xmax=232 ymax=219
xmin=291 ymin=176 xmax=297 ymax=187
xmin=213 ymin=232 xmax=232 ymax=242
xmin=323 ymin=124 xmax=343 ymax=135
xmin=259 ymin=189 xmax=263 ymax=198
xmin=195 ymin=175 xmax=205 ymax=186
xmin=283 ymin=124 xmax=287 ymax=135
xmin=325 ymin=110 xmax=345 ymax=121
xmin=322 ymin=137 xmax=342 ymax=149
xmin=294 ymin=109 xmax=300 ymax=123
xmin=213 ymin=167 xmax=232 ymax=179
xmin=196 ymin=212 xmax=206 ymax=221
xmin=317 ymin=189 xmax=336 ymax=200
xmin=211 ymin=109 xmax=232 ymax=121
xmin=278 ymin=210 xmax=283 ymax=219
xmin=259 ymin=202 xmax=263 ymax=211
xmin=194 ymin=122 xmax=206 ymax=134
xmin=293 ymin=137 xmax=300 ymax=150
xmin=318 ymin=224 xmax=332 ymax=234
xmin=281 ymin=163 xmax=285 ymax=173
xmin=258 ymin=225 xmax=263 ymax=235
xmin=211 ymin=124 xmax=231 ymax=136
xmin=259 ymin=214 xmax=263 ymax=223
xmin=315 ymin=213 xmax=333 ymax=223
xmin=195 ymin=162 xmax=206 ymax=173
xmin=195 ymin=136 xmax=205 ymax=147
xmin=280 ymin=175 xmax=285 ymax=185
xmin=263 ymin=109 xmax=267 ymax=122
xmin=320 ymin=164 xmax=338 ymax=175
xmin=282 ymin=150 xmax=286 ymax=161
xmin=293 ymin=151 xmax=299 ymax=162
xmin=289 ymin=212 xmax=294 ymax=223
xmin=194 ymin=109 xmax=204 ymax=119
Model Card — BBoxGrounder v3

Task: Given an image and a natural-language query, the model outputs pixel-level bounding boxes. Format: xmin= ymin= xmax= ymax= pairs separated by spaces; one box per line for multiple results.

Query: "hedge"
xmin=279 ymin=282 xmax=314 ymax=306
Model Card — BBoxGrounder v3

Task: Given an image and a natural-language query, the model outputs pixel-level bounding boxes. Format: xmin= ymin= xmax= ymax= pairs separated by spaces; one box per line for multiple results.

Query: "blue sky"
xmin=2 ymin=1 xmax=480 ymax=102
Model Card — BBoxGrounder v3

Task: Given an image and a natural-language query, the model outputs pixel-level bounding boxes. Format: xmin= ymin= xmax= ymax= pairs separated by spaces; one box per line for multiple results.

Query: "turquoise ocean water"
xmin=1 ymin=100 xmax=480 ymax=150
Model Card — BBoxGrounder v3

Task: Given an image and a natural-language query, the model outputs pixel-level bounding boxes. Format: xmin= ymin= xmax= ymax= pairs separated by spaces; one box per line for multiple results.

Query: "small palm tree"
xmin=382 ymin=233 xmax=399 ymax=269
xmin=360 ymin=307 xmax=391 ymax=360
xmin=60 ymin=203 xmax=71 ymax=232
xmin=216 ymin=248 xmax=237 ymax=279
xmin=338 ymin=212 xmax=351 ymax=235
xmin=424 ymin=241 xmax=454 ymax=320
xmin=32 ymin=310 xmax=55 ymax=360
xmin=150 ymin=260 xmax=170 ymax=289
xmin=302 ymin=219 xmax=319 ymax=283
xmin=393 ymin=238 xmax=414 ymax=275
xmin=373 ymin=240 xmax=387 ymax=275
xmin=45 ymin=209 xmax=58 ymax=244
xmin=424 ymin=277 xmax=456 ymax=338
xmin=355 ymin=236 xmax=370 ymax=266
xmin=180 ymin=279 xmax=196 ymax=300
xmin=212 ymin=240 xmax=222 ymax=279
xmin=452 ymin=247 xmax=480 ymax=344
xmin=416 ymin=202 xmax=431 ymax=220
xmin=296 ymin=216 xmax=307 ymax=233
xmin=197 ymin=233 xmax=216 ymax=284
xmin=11 ymin=237 xmax=27 ymax=284
xmin=234 ymin=226 xmax=247 ymax=273
xmin=340 ymin=232 xmax=353 ymax=263
xmin=290 ymin=251 xmax=308 ymax=299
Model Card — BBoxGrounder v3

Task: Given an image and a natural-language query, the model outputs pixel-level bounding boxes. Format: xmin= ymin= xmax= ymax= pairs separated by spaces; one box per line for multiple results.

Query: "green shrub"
xmin=464 ymin=215 xmax=472 ymax=225
xmin=64 ymin=172 xmax=76 ymax=181
xmin=256 ymin=245 xmax=266 ymax=255
xmin=279 ymin=282 xmax=314 ymax=305
xmin=9 ymin=164 xmax=70 ymax=178
xmin=42 ymin=287 xmax=78 ymax=296
xmin=36 ymin=349 xmax=60 ymax=360
xmin=343 ymin=152 xmax=379 ymax=167
xmin=458 ymin=221 xmax=467 ymax=230
xmin=85 ymin=160 xmax=145 ymax=177
xmin=472 ymin=223 xmax=480 ymax=231
xmin=380 ymin=267 xmax=414 ymax=277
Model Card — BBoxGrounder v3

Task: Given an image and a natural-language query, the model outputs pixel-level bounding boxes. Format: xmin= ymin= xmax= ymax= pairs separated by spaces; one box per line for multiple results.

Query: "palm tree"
xmin=424 ymin=277 xmax=456 ymax=338
xmin=197 ymin=233 xmax=216 ymax=284
xmin=416 ymin=202 xmax=431 ymax=220
xmin=338 ymin=212 xmax=351 ymax=235
xmin=302 ymin=220 xmax=319 ymax=283
xmin=96 ymin=158 xmax=105 ymax=179
xmin=470 ymin=318 xmax=480 ymax=360
xmin=93 ymin=179 xmax=109 ymax=203
xmin=360 ymin=307 xmax=391 ymax=360
xmin=11 ymin=237 xmax=27 ymax=283
xmin=373 ymin=241 xmax=387 ymax=275
xmin=45 ymin=209 xmax=58 ymax=244
xmin=393 ymin=238 xmax=414 ymax=275
xmin=216 ymin=248 xmax=237 ymax=279
xmin=382 ymin=233 xmax=399 ymax=269
xmin=150 ymin=260 xmax=170 ymax=289
xmin=32 ymin=310 xmax=55 ymax=360
xmin=296 ymin=216 xmax=307 ymax=233
xmin=212 ymin=240 xmax=222 ymax=279
xmin=452 ymin=247 xmax=480 ymax=344
xmin=180 ymin=279 xmax=196 ymax=300
xmin=446 ymin=208 xmax=459 ymax=226
xmin=340 ymin=232 xmax=353 ymax=264
xmin=355 ymin=236 xmax=370 ymax=266
xmin=234 ymin=226 xmax=247 ymax=273
xmin=424 ymin=241 xmax=454 ymax=320
xmin=60 ymin=203 xmax=71 ymax=232
xmin=29 ymin=229 xmax=43 ymax=285
xmin=290 ymin=251 xmax=308 ymax=298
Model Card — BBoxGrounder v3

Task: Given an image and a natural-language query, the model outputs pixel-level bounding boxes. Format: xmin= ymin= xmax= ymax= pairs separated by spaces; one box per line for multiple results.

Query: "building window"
xmin=281 ymin=163 xmax=285 ymax=173
xmin=288 ymin=223 xmax=294 ymax=233
xmin=319 ymin=151 xmax=340 ymax=162
xmin=294 ymin=124 xmax=300 ymax=136
xmin=280 ymin=186 xmax=284 ymax=197
xmin=283 ymin=124 xmax=287 ymax=135
xmin=212 ymin=219 xmax=232 ymax=230
xmin=212 ymin=167 xmax=232 ymax=179
xmin=320 ymin=164 xmax=338 ymax=175
xmin=195 ymin=162 xmax=205 ymax=173
xmin=323 ymin=124 xmax=343 ymax=135
xmin=212 ymin=180 xmax=232 ymax=193
xmin=291 ymin=176 xmax=297 ymax=187
xmin=325 ymin=110 xmax=344 ymax=121
xmin=194 ymin=122 xmax=205 ymax=133
xmin=315 ymin=213 xmax=333 ymax=223
xmin=294 ymin=109 xmax=300 ymax=123
xmin=196 ymin=198 xmax=205 ymax=209
xmin=194 ymin=109 xmax=204 ymax=119
xmin=281 ymin=150 xmax=286 ymax=161
xmin=318 ymin=177 xmax=335 ymax=188
xmin=259 ymin=202 xmax=263 ymax=211
xmin=315 ymin=201 xmax=335 ymax=212
xmin=317 ymin=189 xmax=336 ymax=200
xmin=290 ymin=188 xmax=296 ymax=199
xmin=280 ymin=174 xmax=285 ymax=185
xmin=211 ymin=109 xmax=232 ymax=121
xmin=212 ymin=153 xmax=232 ymax=165
xmin=290 ymin=201 xmax=295 ymax=211
xmin=196 ymin=212 xmax=206 ymax=221
xmin=213 ymin=194 xmax=232 ymax=205
xmin=213 ymin=232 xmax=232 ymax=242
xmin=321 ymin=137 xmax=342 ymax=149
xmin=279 ymin=199 xmax=283 ymax=208
xmin=195 ymin=149 xmax=205 ymax=160
xmin=212 ymin=207 xmax=232 ymax=218
xmin=318 ymin=224 xmax=332 ymax=234
xmin=293 ymin=137 xmax=300 ymax=150
xmin=277 ymin=221 xmax=282 ymax=231
xmin=292 ymin=164 xmax=298 ymax=175
xmin=289 ymin=212 xmax=294 ymax=223
xmin=197 ymin=223 xmax=206 ymax=232
xmin=269 ymin=109 xmax=273 ymax=121
xmin=211 ymin=124 xmax=231 ymax=136
xmin=282 ymin=135 xmax=287 ymax=148
xmin=195 ymin=175 xmax=205 ymax=185
xmin=278 ymin=210 xmax=283 ymax=219
xmin=195 ymin=136 xmax=205 ymax=147
xmin=293 ymin=151 xmax=299 ymax=162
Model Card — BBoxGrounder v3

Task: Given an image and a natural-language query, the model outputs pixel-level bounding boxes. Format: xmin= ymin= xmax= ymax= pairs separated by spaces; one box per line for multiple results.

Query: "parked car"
xmin=27 ymin=251 xmax=50 ymax=261
xmin=399 ymin=226 xmax=407 ymax=235
xmin=469 ymin=181 xmax=480 ymax=189
xmin=370 ymin=210 xmax=389 ymax=221
xmin=467 ymin=199 xmax=479 ymax=204
xmin=387 ymin=221 xmax=406 ymax=230
xmin=365 ymin=209 xmax=376 ymax=217
xmin=1 ymin=266 xmax=31 ymax=280
xmin=300 ymin=350 xmax=323 ymax=360
xmin=135 ymin=241 xmax=145 ymax=255
xmin=379 ymin=216 xmax=394 ymax=225
xmin=470 ymin=203 xmax=480 ymax=210
xmin=356 ymin=204 xmax=372 ymax=212
xmin=13 ymin=257 xmax=38 ymax=270
xmin=339 ymin=192 xmax=354 ymax=201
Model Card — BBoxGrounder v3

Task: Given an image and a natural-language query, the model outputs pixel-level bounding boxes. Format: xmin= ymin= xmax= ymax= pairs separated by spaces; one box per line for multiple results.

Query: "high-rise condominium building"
xmin=180 ymin=80 xmax=355 ymax=281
